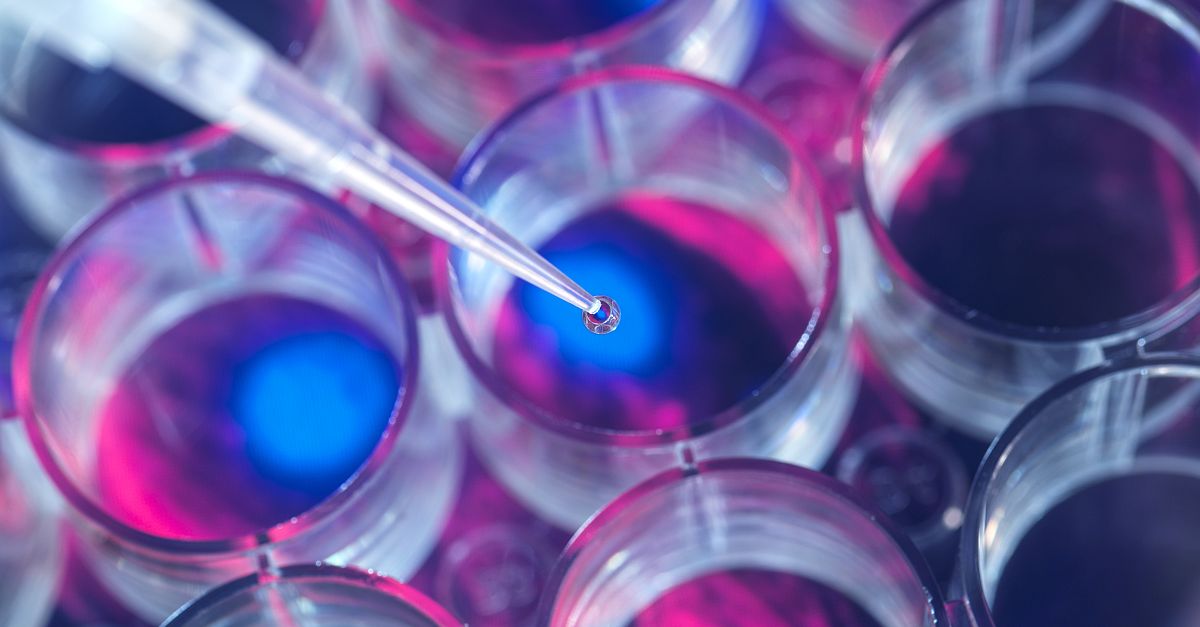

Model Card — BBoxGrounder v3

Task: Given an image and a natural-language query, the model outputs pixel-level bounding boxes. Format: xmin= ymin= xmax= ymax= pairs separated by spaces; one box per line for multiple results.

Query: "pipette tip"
xmin=583 ymin=295 xmax=620 ymax=335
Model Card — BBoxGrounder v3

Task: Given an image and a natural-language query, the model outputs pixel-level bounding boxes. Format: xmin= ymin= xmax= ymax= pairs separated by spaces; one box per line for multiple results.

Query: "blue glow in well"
xmin=517 ymin=244 xmax=669 ymax=374
xmin=596 ymin=0 xmax=663 ymax=20
xmin=231 ymin=332 xmax=398 ymax=494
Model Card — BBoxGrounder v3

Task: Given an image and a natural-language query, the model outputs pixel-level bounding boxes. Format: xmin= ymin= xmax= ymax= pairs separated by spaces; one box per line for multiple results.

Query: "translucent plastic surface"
xmin=779 ymin=0 xmax=931 ymax=63
xmin=961 ymin=355 xmax=1200 ymax=627
xmin=850 ymin=0 xmax=1200 ymax=436
xmin=2 ymin=0 xmax=608 ymax=314
xmin=0 ymin=0 xmax=372 ymax=239
xmin=0 ymin=420 xmax=61 ymax=627
xmin=165 ymin=564 xmax=462 ymax=627
xmin=371 ymin=0 xmax=763 ymax=148
xmin=13 ymin=174 xmax=459 ymax=621
xmin=440 ymin=69 xmax=857 ymax=528
xmin=542 ymin=459 xmax=947 ymax=626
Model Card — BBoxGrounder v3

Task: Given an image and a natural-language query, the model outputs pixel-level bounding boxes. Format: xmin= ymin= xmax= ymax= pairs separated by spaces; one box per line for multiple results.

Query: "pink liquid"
xmin=491 ymin=193 xmax=813 ymax=433
xmin=628 ymin=569 xmax=885 ymax=627
xmin=94 ymin=294 xmax=400 ymax=541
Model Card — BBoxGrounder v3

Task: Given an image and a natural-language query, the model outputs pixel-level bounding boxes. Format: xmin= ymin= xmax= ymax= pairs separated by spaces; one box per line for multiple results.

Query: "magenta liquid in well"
xmin=95 ymin=294 xmax=400 ymax=541
xmin=491 ymin=193 xmax=812 ymax=433
xmin=628 ymin=569 xmax=885 ymax=627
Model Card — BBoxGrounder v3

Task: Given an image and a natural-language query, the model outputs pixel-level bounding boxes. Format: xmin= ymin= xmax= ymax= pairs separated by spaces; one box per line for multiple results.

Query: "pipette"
xmin=0 ymin=0 xmax=619 ymax=329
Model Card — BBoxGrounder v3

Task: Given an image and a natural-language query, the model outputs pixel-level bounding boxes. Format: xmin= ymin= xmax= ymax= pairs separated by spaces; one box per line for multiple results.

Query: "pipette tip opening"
xmin=583 ymin=295 xmax=620 ymax=335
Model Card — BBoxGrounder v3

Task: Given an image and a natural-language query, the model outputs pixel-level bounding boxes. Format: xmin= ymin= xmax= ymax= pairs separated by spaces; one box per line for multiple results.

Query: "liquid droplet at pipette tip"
xmin=583 ymin=295 xmax=620 ymax=335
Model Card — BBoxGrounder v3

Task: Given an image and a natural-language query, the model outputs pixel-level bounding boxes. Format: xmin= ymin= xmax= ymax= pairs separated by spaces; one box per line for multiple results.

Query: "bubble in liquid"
xmin=583 ymin=295 xmax=621 ymax=335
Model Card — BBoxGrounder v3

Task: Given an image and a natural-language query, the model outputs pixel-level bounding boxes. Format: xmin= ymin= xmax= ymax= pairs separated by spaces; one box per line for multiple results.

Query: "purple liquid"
xmin=627 ymin=569 xmax=885 ymax=627
xmin=889 ymin=104 xmax=1200 ymax=329
xmin=992 ymin=472 xmax=1200 ymax=627
xmin=5 ymin=0 xmax=314 ymax=144
xmin=411 ymin=0 xmax=662 ymax=44
xmin=95 ymin=294 xmax=400 ymax=541
xmin=491 ymin=193 xmax=813 ymax=433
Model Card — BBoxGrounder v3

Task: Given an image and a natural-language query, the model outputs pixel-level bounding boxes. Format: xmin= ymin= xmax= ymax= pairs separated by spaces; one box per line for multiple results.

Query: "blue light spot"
xmin=598 ymin=0 xmax=663 ymax=19
xmin=231 ymin=333 xmax=398 ymax=495
xmin=517 ymin=245 xmax=669 ymax=374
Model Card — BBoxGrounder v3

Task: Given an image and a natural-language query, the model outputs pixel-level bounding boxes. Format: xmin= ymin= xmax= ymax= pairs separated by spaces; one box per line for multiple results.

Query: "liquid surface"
xmin=5 ymin=0 xmax=313 ymax=144
xmin=993 ymin=471 xmax=1200 ymax=627
xmin=95 ymin=294 xmax=400 ymax=541
xmin=411 ymin=0 xmax=662 ymax=44
xmin=889 ymin=104 xmax=1200 ymax=329
xmin=491 ymin=193 xmax=812 ymax=433
xmin=627 ymin=569 xmax=885 ymax=627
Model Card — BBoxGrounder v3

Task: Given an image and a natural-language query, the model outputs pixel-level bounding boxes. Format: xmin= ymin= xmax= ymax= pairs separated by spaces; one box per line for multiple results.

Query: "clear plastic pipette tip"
xmin=583 ymin=295 xmax=620 ymax=335
xmin=0 ymin=0 xmax=618 ymax=324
